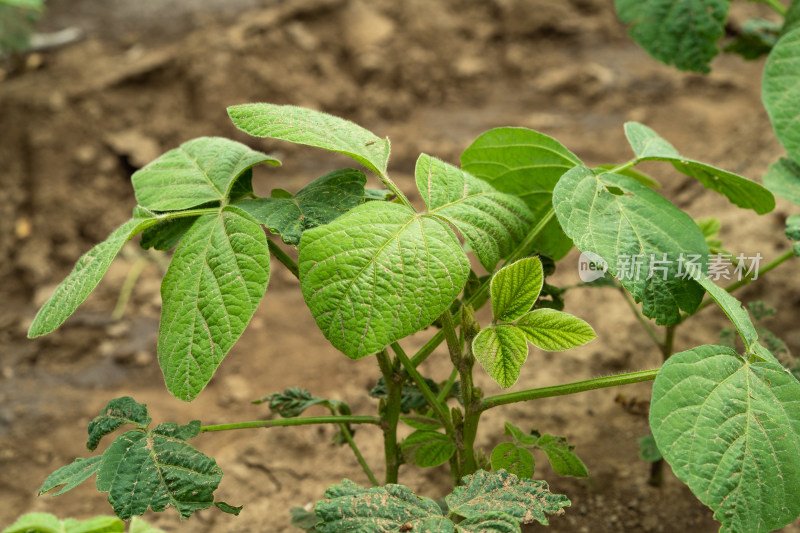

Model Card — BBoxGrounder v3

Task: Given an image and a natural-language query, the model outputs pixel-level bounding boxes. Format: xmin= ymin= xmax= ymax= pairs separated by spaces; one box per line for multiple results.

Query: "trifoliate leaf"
xmin=460 ymin=127 xmax=581 ymax=260
xmin=490 ymin=258 xmax=543 ymax=322
xmin=515 ymin=309 xmax=595 ymax=352
xmin=87 ymin=396 xmax=151 ymax=451
xmin=39 ymin=456 xmax=103 ymax=497
xmin=764 ymin=29 xmax=800 ymax=163
xmin=491 ymin=443 xmax=535 ymax=479
xmin=650 ymin=345 xmax=800 ymax=532
xmin=764 ymin=157 xmax=800 ymax=206
xmin=401 ymin=430 xmax=456 ymax=468
xmin=233 ymin=168 xmax=366 ymax=245
xmin=131 ymin=137 xmax=279 ymax=211
xmin=473 ymin=325 xmax=529 ymax=389
xmin=228 ymin=104 xmax=390 ymax=175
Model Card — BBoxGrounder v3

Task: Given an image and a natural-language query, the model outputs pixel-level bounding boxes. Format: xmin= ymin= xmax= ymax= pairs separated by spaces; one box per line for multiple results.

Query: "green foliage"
xmin=490 ymin=257 xmax=543 ymax=322
xmin=764 ymin=157 xmax=800 ymax=206
xmin=725 ymin=19 xmax=781 ymax=60
xmin=763 ymin=28 xmax=800 ymax=163
xmin=787 ymin=214 xmax=800 ymax=256
xmin=87 ymin=396 xmax=151 ymax=450
xmin=401 ymin=430 xmax=456 ymax=467
xmin=490 ymin=442 xmax=535 ymax=479
xmin=0 ymin=513 xmax=164 ymax=533
xmin=615 ymin=0 xmax=729 ymax=73
xmin=636 ymin=433 xmax=662 ymax=462
xmin=498 ymin=423 xmax=589 ymax=479
xmin=650 ymin=345 xmax=800 ymax=532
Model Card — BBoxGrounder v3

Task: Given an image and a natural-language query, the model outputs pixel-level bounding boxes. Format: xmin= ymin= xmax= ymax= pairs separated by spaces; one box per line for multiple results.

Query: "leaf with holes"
xmin=552 ymin=165 xmax=708 ymax=325
xmin=490 ymin=258 xmax=543 ymax=322
xmin=650 ymin=345 xmax=800 ymax=532
xmin=299 ymin=200 xmax=469 ymax=359
xmin=159 ymin=206 xmax=270 ymax=401
xmin=460 ymin=127 xmax=581 ymax=260
xmin=623 ymin=122 xmax=774 ymax=214
xmin=401 ymin=430 xmax=456 ymax=468
xmin=233 ymin=168 xmax=366 ymax=245
xmin=416 ymin=154 xmax=532 ymax=271
xmin=472 ymin=325 xmax=529 ymax=389
xmin=515 ymin=309 xmax=595 ymax=352
xmin=228 ymin=104 xmax=390 ymax=175
xmin=764 ymin=29 xmax=800 ymax=163
xmin=131 ymin=137 xmax=279 ymax=211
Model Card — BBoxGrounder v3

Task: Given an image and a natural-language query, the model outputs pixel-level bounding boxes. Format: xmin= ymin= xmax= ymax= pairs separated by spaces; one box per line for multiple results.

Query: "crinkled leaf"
xmin=253 ymin=388 xmax=329 ymax=418
xmin=95 ymin=430 xmax=222 ymax=519
xmin=314 ymin=479 xmax=445 ymax=533
xmin=491 ymin=443 xmax=535 ymax=479
xmin=401 ymin=430 xmax=456 ymax=468
xmin=416 ymin=154 xmax=532 ymax=271
xmin=534 ymin=434 xmax=589 ymax=478
xmin=764 ymin=29 xmax=800 ymax=163
xmin=460 ymin=127 xmax=581 ymax=260
xmin=456 ymin=513 xmax=521 ymax=533
xmin=139 ymin=216 xmax=199 ymax=251
xmin=39 ymin=456 xmax=103 ymax=497
xmin=624 ymin=122 xmax=775 ymax=214
xmin=553 ymin=165 xmax=708 ymax=325
xmin=152 ymin=420 xmax=201 ymax=440
xmin=159 ymin=206 xmax=270 ymax=401
xmin=28 ymin=210 xmax=161 ymax=338
xmin=724 ymin=19 xmax=780 ymax=60
xmin=764 ymin=158 xmax=800 ymax=206
xmin=233 ymin=169 xmax=366 ymax=245
xmin=515 ymin=309 xmax=595 ymax=352
xmin=637 ymin=433 xmax=662 ymax=462
xmin=615 ymin=0 xmax=729 ymax=73
xmin=299 ymin=201 xmax=469 ymax=359
xmin=228 ymin=104 xmax=390 ymax=175
xmin=650 ymin=345 xmax=800 ymax=532
xmin=490 ymin=257 xmax=543 ymax=322
xmin=446 ymin=470 xmax=570 ymax=526
xmin=131 ymin=137 xmax=279 ymax=211
xmin=87 ymin=396 xmax=151 ymax=451
xmin=473 ymin=325 xmax=529 ymax=389
xmin=1 ymin=513 xmax=124 ymax=533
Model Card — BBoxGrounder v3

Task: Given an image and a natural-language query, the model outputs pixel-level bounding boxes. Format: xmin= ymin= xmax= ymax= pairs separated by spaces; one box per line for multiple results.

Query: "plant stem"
xmin=200 ymin=415 xmax=380 ymax=432
xmin=604 ymin=159 xmax=638 ymax=175
xmin=619 ymin=287 xmax=662 ymax=349
xmin=480 ymin=369 xmax=660 ymax=411
xmin=337 ymin=423 xmax=379 ymax=486
xmin=377 ymin=348 xmax=403 ymax=483
xmin=267 ymin=239 xmax=299 ymax=279
xmin=504 ymin=208 xmax=555 ymax=265
xmin=379 ymin=171 xmax=414 ymax=210
xmin=392 ymin=342 xmax=455 ymax=436
xmin=761 ymin=0 xmax=787 ymax=15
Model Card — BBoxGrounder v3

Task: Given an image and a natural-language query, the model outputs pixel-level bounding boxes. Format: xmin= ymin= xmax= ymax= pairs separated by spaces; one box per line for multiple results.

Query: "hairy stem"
xmin=393 ymin=342 xmax=455 ymax=436
xmin=377 ymin=348 xmax=403 ymax=483
xmin=379 ymin=171 xmax=414 ymax=210
xmin=604 ymin=159 xmax=638 ymax=175
xmin=480 ymin=369 xmax=660 ymax=411
xmin=267 ymin=239 xmax=299 ymax=279
xmin=200 ymin=415 xmax=380 ymax=432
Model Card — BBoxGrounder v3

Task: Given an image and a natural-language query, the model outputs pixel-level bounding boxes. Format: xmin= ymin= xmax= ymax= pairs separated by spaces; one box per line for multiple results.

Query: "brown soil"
xmin=2 ymin=1 xmax=799 ymax=532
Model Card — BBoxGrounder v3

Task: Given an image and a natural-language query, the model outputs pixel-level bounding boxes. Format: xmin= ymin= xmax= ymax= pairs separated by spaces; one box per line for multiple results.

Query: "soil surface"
xmin=2 ymin=1 xmax=799 ymax=532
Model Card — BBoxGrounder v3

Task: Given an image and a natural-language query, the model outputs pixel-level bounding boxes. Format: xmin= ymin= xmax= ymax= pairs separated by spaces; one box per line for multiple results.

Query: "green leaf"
xmin=0 ymin=0 xmax=44 ymax=8
xmin=724 ymin=19 xmax=780 ymax=60
xmin=39 ymin=456 xmax=103 ymax=496
xmin=131 ymin=137 xmax=278 ymax=211
xmin=253 ymin=388 xmax=329 ymax=417
xmin=1 ymin=513 xmax=124 ymax=533
xmin=623 ymin=122 xmax=775 ymax=214
xmin=401 ymin=430 xmax=456 ymax=467
xmin=370 ymin=377 xmax=444 ymax=413
xmin=290 ymin=507 xmax=321 ymax=531
xmin=228 ymin=104 xmax=391 ymax=175
xmin=504 ymin=422 xmax=538 ymax=446
xmin=314 ymin=479 xmax=446 ymax=533
xmin=128 ymin=517 xmax=166 ymax=533
xmin=534 ymin=434 xmax=589 ymax=478
xmin=615 ymin=0 xmax=729 ymax=73
xmin=764 ymin=157 xmax=800 ymax=206
xmin=491 ymin=443 xmax=535 ymax=479
xmin=764 ymin=28 xmax=800 ymax=163
xmin=401 ymin=414 xmax=444 ymax=431
xmin=299 ymin=201 xmax=469 ymax=359
xmin=786 ymin=214 xmax=800 ymax=242
xmin=96 ymin=429 xmax=222 ymax=519
xmin=695 ymin=217 xmax=722 ymax=250
xmin=456 ymin=513 xmax=521 ymax=533
xmin=139 ymin=216 xmax=199 ymax=251
xmin=87 ymin=397 xmax=151 ymax=451
xmin=553 ymin=165 xmax=708 ymax=325
xmin=784 ymin=1 xmax=800 ymax=37
xmin=515 ymin=309 xmax=595 ymax=351
xmin=694 ymin=277 xmax=759 ymax=352
xmin=460 ymin=127 xmax=581 ymax=260
xmin=490 ymin=258 xmax=543 ymax=322
xmin=650 ymin=345 xmax=800 ymax=532
xmin=214 ymin=501 xmax=243 ymax=516
xmin=233 ymin=168 xmax=366 ymax=245
xmin=637 ymin=433 xmax=662 ymax=462
xmin=472 ymin=325 xmax=529 ymax=389
xmin=416 ymin=154 xmax=533 ymax=271
xmin=151 ymin=420 xmax=201 ymax=440
xmin=28 ymin=210 xmax=160 ymax=338
xmin=446 ymin=470 xmax=570 ymax=526
xmin=159 ymin=207 xmax=270 ymax=401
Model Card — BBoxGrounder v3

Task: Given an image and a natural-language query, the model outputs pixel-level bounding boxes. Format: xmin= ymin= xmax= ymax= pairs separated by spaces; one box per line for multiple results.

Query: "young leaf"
xmin=460 ymin=127 xmax=581 ymax=260
xmin=650 ymin=345 xmax=800 ymax=532
xmin=39 ymin=456 xmax=103 ymax=496
xmin=637 ymin=433 xmax=662 ymax=462
xmin=1 ymin=513 xmax=124 ymax=533
xmin=534 ymin=434 xmax=589 ymax=478
xmin=28 ymin=210 xmax=160 ymax=338
xmin=473 ymin=325 xmax=529 ymax=389
xmin=490 ymin=257 xmax=543 ymax=322
xmin=131 ymin=137 xmax=279 ymax=211
xmin=764 ymin=157 xmax=800 ymax=206
xmin=552 ymin=165 xmax=708 ymax=325
xmin=228 ymin=104 xmax=391 ymax=175
xmin=446 ymin=470 xmax=570 ymax=526
xmin=623 ymin=122 xmax=775 ymax=214
xmin=401 ymin=430 xmax=457 ymax=467
xmin=515 ymin=309 xmax=595 ymax=352
xmin=615 ymin=0 xmax=729 ymax=73
xmin=490 ymin=443 xmax=535 ymax=479
xmin=299 ymin=201 xmax=469 ymax=359
xmin=159 ymin=206 xmax=270 ymax=401
xmin=233 ymin=168 xmax=367 ymax=245
xmin=139 ymin=216 xmax=199 ymax=251
xmin=254 ymin=388 xmax=329 ymax=418
xmin=763 ymin=29 xmax=800 ymax=163
xmin=96 ymin=429 xmax=223 ymax=519
xmin=504 ymin=422 xmax=538 ymax=446
xmin=87 ymin=396 xmax=151 ymax=451
xmin=416 ymin=154 xmax=532 ymax=271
